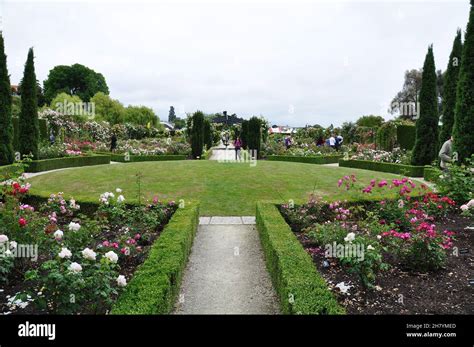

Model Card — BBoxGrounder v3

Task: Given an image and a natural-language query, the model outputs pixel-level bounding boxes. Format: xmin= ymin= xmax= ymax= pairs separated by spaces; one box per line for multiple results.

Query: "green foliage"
xmin=376 ymin=121 xmax=397 ymax=151
xmin=191 ymin=111 xmax=204 ymax=159
xmin=356 ymin=115 xmax=384 ymax=128
xmin=439 ymin=29 xmax=463 ymax=144
xmin=111 ymin=204 xmax=199 ymax=314
xmin=247 ymin=116 xmax=262 ymax=157
xmin=43 ymin=63 xmax=109 ymax=103
xmin=108 ymin=153 xmax=186 ymax=162
xmin=267 ymin=155 xmax=342 ymax=164
xmin=256 ymin=202 xmax=344 ymax=314
xmin=124 ymin=105 xmax=158 ymax=127
xmin=168 ymin=106 xmax=176 ymax=123
xmin=26 ymin=154 xmax=111 ymax=173
xmin=453 ymin=3 xmax=474 ymax=163
xmin=423 ymin=166 xmax=440 ymax=183
xmin=203 ymin=118 xmax=213 ymax=150
xmin=90 ymin=92 xmax=125 ymax=125
xmin=241 ymin=119 xmax=249 ymax=149
xmin=0 ymin=33 xmax=14 ymax=165
xmin=435 ymin=155 xmax=474 ymax=203
xmin=339 ymin=159 xmax=425 ymax=177
xmin=19 ymin=48 xmax=40 ymax=159
xmin=412 ymin=46 xmax=440 ymax=165
xmin=396 ymin=124 xmax=416 ymax=150
xmin=50 ymin=92 xmax=83 ymax=112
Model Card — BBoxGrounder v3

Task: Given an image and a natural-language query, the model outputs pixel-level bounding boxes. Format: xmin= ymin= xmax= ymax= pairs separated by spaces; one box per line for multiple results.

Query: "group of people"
xmin=282 ymin=133 xmax=344 ymax=151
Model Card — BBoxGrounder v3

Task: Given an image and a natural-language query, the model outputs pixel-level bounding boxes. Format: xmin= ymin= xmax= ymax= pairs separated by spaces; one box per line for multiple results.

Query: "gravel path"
xmin=174 ymin=218 xmax=280 ymax=314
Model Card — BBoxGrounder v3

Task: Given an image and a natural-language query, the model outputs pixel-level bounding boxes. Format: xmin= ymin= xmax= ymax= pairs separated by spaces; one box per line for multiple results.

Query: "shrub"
xmin=376 ymin=121 xmax=397 ymax=151
xmin=191 ymin=111 xmax=204 ymax=159
xmin=111 ymin=203 xmax=199 ymax=314
xmin=247 ymin=117 xmax=262 ymax=158
xmin=26 ymin=154 xmax=111 ymax=172
xmin=256 ymin=202 xmax=344 ymax=314
xmin=435 ymin=155 xmax=474 ymax=204
xmin=338 ymin=159 xmax=425 ymax=177
xmin=396 ymin=124 xmax=416 ymax=150
xmin=268 ymin=155 xmax=342 ymax=165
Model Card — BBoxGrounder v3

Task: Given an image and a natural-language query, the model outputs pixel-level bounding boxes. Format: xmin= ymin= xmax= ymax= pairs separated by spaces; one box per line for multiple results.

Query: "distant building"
xmin=11 ymin=85 xmax=19 ymax=96
xmin=268 ymin=125 xmax=298 ymax=135
xmin=211 ymin=111 xmax=244 ymax=126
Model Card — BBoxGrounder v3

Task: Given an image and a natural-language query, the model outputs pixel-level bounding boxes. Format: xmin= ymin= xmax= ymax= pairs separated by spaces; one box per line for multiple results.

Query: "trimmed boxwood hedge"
xmin=423 ymin=166 xmax=440 ymax=183
xmin=26 ymin=154 xmax=111 ymax=173
xmin=338 ymin=159 xmax=425 ymax=177
xmin=111 ymin=203 xmax=199 ymax=314
xmin=97 ymin=153 xmax=186 ymax=162
xmin=256 ymin=202 xmax=344 ymax=315
xmin=0 ymin=164 xmax=17 ymax=177
xmin=267 ymin=155 xmax=343 ymax=164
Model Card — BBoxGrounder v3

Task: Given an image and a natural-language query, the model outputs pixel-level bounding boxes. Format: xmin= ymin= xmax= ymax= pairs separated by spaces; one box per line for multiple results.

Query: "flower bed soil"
xmin=294 ymin=214 xmax=473 ymax=314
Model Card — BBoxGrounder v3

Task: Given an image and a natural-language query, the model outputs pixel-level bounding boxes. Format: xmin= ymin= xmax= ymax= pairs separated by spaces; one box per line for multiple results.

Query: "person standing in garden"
xmin=439 ymin=135 xmax=453 ymax=170
xmin=110 ymin=133 xmax=117 ymax=152
xmin=335 ymin=134 xmax=344 ymax=151
xmin=329 ymin=134 xmax=336 ymax=149
xmin=234 ymin=137 xmax=242 ymax=160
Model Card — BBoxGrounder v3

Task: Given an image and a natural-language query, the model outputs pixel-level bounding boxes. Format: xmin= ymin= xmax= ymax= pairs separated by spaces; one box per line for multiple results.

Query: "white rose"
xmin=68 ymin=222 xmax=81 ymax=232
xmin=116 ymin=275 xmax=127 ymax=287
xmin=117 ymin=195 xmax=125 ymax=203
xmin=81 ymin=248 xmax=96 ymax=261
xmin=344 ymin=232 xmax=356 ymax=243
xmin=116 ymin=188 xmax=122 ymax=193
xmin=376 ymin=235 xmax=382 ymax=240
xmin=460 ymin=205 xmax=469 ymax=211
xmin=367 ymin=245 xmax=375 ymax=251
xmin=9 ymin=241 xmax=17 ymax=249
xmin=69 ymin=262 xmax=82 ymax=273
xmin=54 ymin=230 xmax=64 ymax=240
xmin=0 ymin=235 xmax=9 ymax=244
xmin=58 ymin=247 xmax=72 ymax=259
xmin=5 ymin=249 xmax=12 ymax=257
xmin=104 ymin=251 xmax=119 ymax=263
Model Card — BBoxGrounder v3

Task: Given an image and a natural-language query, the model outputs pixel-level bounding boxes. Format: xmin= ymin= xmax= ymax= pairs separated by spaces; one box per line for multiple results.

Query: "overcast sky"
xmin=1 ymin=0 xmax=471 ymax=126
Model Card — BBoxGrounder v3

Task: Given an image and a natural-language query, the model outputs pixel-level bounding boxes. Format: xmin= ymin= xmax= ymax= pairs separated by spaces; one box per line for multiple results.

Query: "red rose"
xmin=19 ymin=218 xmax=27 ymax=227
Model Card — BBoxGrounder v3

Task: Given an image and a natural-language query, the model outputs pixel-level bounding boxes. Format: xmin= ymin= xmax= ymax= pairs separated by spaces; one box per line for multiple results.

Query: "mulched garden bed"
xmin=295 ymin=214 xmax=474 ymax=314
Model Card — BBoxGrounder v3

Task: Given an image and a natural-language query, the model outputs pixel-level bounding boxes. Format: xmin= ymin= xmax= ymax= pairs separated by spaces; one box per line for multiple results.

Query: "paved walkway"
xmin=174 ymin=217 xmax=280 ymax=314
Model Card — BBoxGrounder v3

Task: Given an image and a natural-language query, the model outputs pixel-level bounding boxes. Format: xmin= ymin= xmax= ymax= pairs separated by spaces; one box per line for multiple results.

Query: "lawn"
xmin=28 ymin=160 xmax=414 ymax=216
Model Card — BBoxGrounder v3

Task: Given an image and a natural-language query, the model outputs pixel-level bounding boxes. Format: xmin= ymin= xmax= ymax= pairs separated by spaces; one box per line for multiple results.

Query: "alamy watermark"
xmin=55 ymin=99 xmax=95 ymax=119
xmin=325 ymin=241 xmax=365 ymax=261
xmin=0 ymin=242 xmax=38 ymax=262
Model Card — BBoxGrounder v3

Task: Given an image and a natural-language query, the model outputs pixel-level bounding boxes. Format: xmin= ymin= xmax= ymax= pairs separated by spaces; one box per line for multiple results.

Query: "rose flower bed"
xmin=0 ymin=165 xmax=177 ymax=314
xmin=280 ymin=175 xmax=473 ymax=314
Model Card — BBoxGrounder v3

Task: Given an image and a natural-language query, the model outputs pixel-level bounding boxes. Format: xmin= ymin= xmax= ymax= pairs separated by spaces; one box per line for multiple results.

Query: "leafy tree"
xmin=168 ymin=106 xmax=176 ymax=123
xmin=191 ymin=111 xmax=204 ymax=159
xmin=341 ymin=122 xmax=359 ymax=144
xmin=43 ymin=64 xmax=109 ymax=103
xmin=19 ymin=48 xmax=39 ymax=159
xmin=124 ymin=105 xmax=158 ymax=126
xmin=173 ymin=117 xmax=186 ymax=129
xmin=439 ymin=29 xmax=463 ymax=144
xmin=90 ymin=92 xmax=124 ymax=125
xmin=453 ymin=0 xmax=474 ymax=163
xmin=50 ymin=92 xmax=83 ymax=114
xmin=241 ymin=120 xmax=249 ymax=149
xmin=0 ymin=32 xmax=14 ymax=165
xmin=412 ymin=45 xmax=439 ymax=165
xmin=356 ymin=115 xmax=384 ymax=128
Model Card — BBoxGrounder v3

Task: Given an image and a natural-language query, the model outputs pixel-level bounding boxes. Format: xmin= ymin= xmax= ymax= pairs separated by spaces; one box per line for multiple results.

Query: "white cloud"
xmin=1 ymin=0 xmax=470 ymax=126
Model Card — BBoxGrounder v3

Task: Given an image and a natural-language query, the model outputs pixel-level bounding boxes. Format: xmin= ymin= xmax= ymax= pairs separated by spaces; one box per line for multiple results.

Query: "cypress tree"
xmin=453 ymin=0 xmax=474 ymax=163
xmin=247 ymin=116 xmax=262 ymax=158
xmin=19 ymin=48 xmax=39 ymax=159
xmin=241 ymin=120 xmax=249 ymax=149
xmin=0 ymin=32 xmax=14 ymax=165
xmin=439 ymin=29 xmax=463 ymax=144
xmin=412 ymin=45 xmax=439 ymax=165
xmin=203 ymin=118 xmax=213 ymax=150
xmin=191 ymin=111 xmax=204 ymax=159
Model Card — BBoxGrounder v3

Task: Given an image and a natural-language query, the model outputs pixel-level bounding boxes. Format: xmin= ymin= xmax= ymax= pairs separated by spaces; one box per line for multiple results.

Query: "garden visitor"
xmin=284 ymin=135 xmax=292 ymax=150
xmin=329 ymin=134 xmax=336 ymax=149
xmin=439 ymin=136 xmax=453 ymax=170
xmin=316 ymin=136 xmax=325 ymax=146
xmin=335 ymin=134 xmax=344 ymax=151
xmin=110 ymin=133 xmax=117 ymax=152
xmin=49 ymin=131 xmax=55 ymax=145
xmin=234 ymin=137 xmax=242 ymax=160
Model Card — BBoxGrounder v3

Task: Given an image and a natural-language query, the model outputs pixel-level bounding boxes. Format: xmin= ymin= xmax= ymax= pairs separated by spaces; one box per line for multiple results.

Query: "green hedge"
xmin=267 ymin=155 xmax=343 ymax=164
xmin=396 ymin=124 xmax=416 ymax=150
xmin=256 ymin=202 xmax=344 ymax=315
xmin=26 ymin=154 xmax=111 ymax=173
xmin=423 ymin=165 xmax=440 ymax=183
xmin=111 ymin=203 xmax=199 ymax=314
xmin=12 ymin=117 xmax=19 ymax=151
xmin=100 ymin=153 xmax=186 ymax=162
xmin=0 ymin=164 xmax=17 ymax=177
xmin=338 ymin=159 xmax=425 ymax=177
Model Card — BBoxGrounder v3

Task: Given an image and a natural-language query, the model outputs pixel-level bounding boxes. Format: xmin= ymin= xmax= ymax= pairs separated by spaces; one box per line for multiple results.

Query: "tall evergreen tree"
xmin=241 ymin=120 xmax=249 ymax=149
xmin=168 ymin=106 xmax=176 ymax=123
xmin=203 ymin=118 xmax=213 ymax=150
xmin=247 ymin=116 xmax=262 ymax=158
xmin=19 ymin=48 xmax=39 ymax=159
xmin=439 ymin=29 xmax=463 ymax=144
xmin=191 ymin=111 xmax=204 ymax=159
xmin=0 ymin=32 xmax=14 ymax=165
xmin=412 ymin=45 xmax=439 ymax=165
xmin=453 ymin=0 xmax=474 ymax=163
